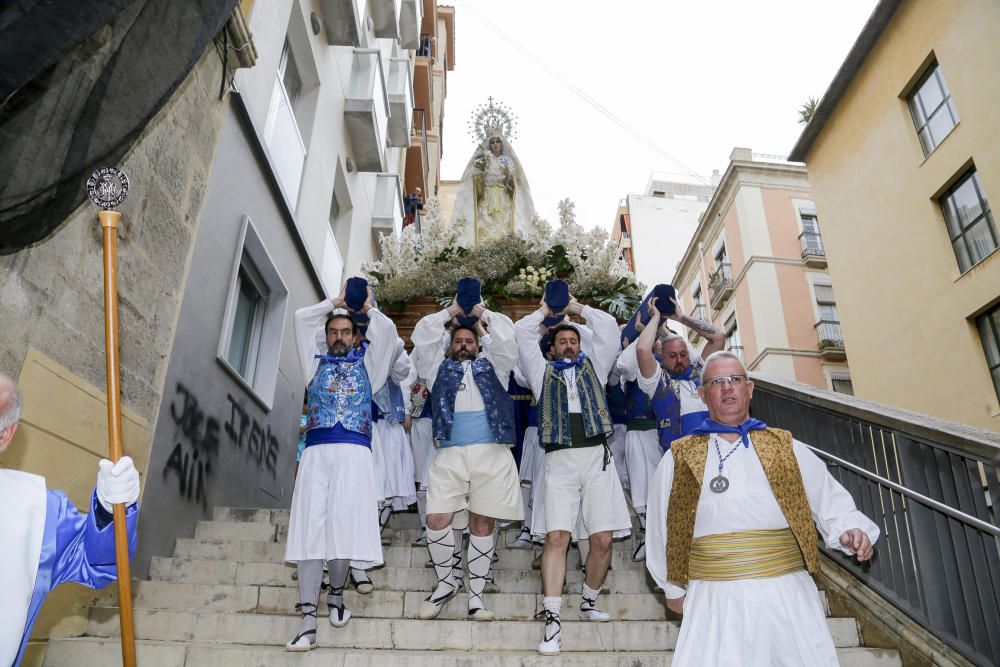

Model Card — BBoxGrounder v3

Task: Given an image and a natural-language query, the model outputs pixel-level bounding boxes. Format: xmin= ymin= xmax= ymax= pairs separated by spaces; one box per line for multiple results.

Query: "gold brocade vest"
xmin=666 ymin=427 xmax=820 ymax=585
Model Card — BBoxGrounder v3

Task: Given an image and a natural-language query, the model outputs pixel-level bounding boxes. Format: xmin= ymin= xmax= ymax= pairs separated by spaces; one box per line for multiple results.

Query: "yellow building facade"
xmin=673 ymin=148 xmax=852 ymax=392
xmin=789 ymin=0 xmax=1000 ymax=431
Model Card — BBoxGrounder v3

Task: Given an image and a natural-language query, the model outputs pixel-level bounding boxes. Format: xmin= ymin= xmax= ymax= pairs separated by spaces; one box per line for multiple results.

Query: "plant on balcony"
xmin=363 ymin=197 xmax=644 ymax=318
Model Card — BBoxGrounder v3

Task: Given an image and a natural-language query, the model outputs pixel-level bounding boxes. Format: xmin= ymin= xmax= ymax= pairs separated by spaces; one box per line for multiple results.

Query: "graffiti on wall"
xmin=162 ymin=382 xmax=282 ymax=507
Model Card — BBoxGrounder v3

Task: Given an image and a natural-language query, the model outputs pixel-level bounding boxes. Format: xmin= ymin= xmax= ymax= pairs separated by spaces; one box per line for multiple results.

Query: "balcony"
xmin=709 ymin=262 xmax=734 ymax=309
xmin=405 ymin=107 xmax=429 ymax=197
xmin=317 ymin=0 xmax=364 ymax=46
xmin=372 ymin=173 xmax=404 ymax=243
xmin=263 ymin=75 xmax=306 ymax=209
xmin=800 ymin=230 xmax=827 ymax=268
xmin=618 ymin=231 xmax=632 ymax=248
xmin=727 ymin=345 xmax=744 ymax=359
xmin=687 ymin=305 xmax=706 ymax=342
xmin=815 ymin=319 xmax=846 ymax=361
xmin=387 ymin=57 xmax=413 ymax=147
xmin=399 ymin=0 xmax=423 ymax=48
xmin=369 ymin=0 xmax=399 ymax=39
xmin=345 ymin=49 xmax=390 ymax=173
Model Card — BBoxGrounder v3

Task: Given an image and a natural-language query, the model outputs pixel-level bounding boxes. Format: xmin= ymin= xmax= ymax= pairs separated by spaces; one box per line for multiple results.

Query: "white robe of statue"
xmin=450 ymin=136 xmax=536 ymax=246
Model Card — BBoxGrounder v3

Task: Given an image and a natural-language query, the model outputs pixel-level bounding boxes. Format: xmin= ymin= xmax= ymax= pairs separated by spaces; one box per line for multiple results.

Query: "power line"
xmin=454 ymin=0 xmax=712 ymax=186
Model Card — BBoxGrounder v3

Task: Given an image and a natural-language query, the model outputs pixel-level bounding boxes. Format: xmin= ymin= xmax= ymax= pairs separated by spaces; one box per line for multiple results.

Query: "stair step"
xmin=212 ymin=507 xmax=430 ymax=531
xmin=83 ymin=608 xmax=862 ymax=651
xmin=151 ymin=558 xmax=660 ymax=593
xmin=100 ymin=580 xmax=819 ymax=620
xmin=172 ymin=539 xmax=643 ymax=571
xmin=41 ymin=638 xmax=904 ymax=667
xmin=194 ymin=520 xmax=277 ymax=543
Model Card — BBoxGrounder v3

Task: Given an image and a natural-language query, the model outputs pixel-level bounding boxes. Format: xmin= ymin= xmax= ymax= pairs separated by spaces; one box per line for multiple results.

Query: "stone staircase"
xmin=43 ymin=507 xmax=903 ymax=666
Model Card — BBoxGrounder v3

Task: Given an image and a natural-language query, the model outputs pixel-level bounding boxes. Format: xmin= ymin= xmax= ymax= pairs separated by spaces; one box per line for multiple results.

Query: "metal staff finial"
xmin=87 ymin=167 xmax=130 ymax=210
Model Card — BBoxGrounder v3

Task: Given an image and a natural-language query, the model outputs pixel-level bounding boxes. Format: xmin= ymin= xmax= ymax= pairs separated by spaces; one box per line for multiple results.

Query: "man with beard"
xmin=515 ymin=294 xmax=631 ymax=656
xmin=285 ymin=285 xmax=398 ymax=651
xmin=616 ymin=296 xmax=723 ymax=560
xmin=410 ymin=295 xmax=522 ymax=622
xmin=645 ymin=351 xmax=878 ymax=666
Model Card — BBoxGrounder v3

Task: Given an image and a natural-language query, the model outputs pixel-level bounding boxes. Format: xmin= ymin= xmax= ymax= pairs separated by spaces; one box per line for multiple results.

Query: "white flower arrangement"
xmin=365 ymin=197 xmax=644 ymax=318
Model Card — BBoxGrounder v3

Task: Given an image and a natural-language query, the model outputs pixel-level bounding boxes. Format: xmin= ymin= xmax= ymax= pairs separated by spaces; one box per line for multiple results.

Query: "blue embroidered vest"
xmin=306 ymin=357 xmax=372 ymax=438
xmin=538 ymin=356 xmax=613 ymax=447
xmin=372 ymin=380 xmax=406 ymax=424
xmin=432 ymin=357 xmax=514 ymax=444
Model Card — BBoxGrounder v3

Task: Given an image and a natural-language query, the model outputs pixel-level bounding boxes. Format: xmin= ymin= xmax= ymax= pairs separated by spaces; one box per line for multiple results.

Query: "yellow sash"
xmin=689 ymin=528 xmax=806 ymax=581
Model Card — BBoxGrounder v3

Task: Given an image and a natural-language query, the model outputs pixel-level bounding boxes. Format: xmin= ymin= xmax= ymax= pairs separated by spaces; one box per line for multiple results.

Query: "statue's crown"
xmin=467 ymin=97 xmax=518 ymax=145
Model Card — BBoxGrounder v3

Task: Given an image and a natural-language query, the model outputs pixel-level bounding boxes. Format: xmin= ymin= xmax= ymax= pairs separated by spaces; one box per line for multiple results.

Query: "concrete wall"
xmin=802 ymin=0 xmax=1000 ymax=430
xmin=0 ymin=45 xmax=229 ymax=666
xmin=627 ymin=193 xmax=708 ymax=288
xmin=134 ymin=97 xmax=323 ymax=575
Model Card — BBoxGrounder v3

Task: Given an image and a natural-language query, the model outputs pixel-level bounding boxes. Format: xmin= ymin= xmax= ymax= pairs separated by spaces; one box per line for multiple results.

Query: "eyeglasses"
xmin=704 ymin=374 xmax=748 ymax=387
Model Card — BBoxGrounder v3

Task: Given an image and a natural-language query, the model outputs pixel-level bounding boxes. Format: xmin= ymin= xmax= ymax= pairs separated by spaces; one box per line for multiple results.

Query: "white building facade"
xmin=613 ymin=173 xmax=716 ymax=289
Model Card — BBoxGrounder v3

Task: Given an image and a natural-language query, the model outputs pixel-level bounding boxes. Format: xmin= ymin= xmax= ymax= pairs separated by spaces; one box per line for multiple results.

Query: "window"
xmin=977 ymin=304 xmax=1000 ymax=402
xmin=724 ymin=314 xmax=742 ymax=358
xmin=218 ymin=217 xmax=289 ymax=409
xmin=940 ymin=169 xmax=998 ymax=272
xmin=907 ymin=62 xmax=959 ymax=156
xmin=830 ymin=372 xmax=854 ymax=396
xmin=226 ymin=262 xmax=268 ymax=381
xmin=264 ymin=40 xmax=309 ymax=207
xmin=814 ymin=282 xmax=844 ymax=346
xmin=691 ymin=285 xmax=705 ymax=319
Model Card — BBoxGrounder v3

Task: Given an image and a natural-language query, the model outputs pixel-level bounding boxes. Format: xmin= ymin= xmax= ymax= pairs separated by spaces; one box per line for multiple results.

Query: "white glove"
xmin=96 ymin=455 xmax=140 ymax=513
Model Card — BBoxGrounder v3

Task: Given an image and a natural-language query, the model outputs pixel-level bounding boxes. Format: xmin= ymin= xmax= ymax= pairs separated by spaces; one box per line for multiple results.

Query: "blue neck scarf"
xmin=690 ymin=417 xmax=768 ymax=447
xmin=669 ymin=364 xmax=701 ymax=385
xmin=315 ymin=346 xmax=365 ymax=365
xmin=550 ymin=352 xmax=586 ymax=371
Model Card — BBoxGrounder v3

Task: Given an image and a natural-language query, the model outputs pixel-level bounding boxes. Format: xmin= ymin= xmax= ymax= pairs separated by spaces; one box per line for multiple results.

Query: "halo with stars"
xmin=466 ymin=97 xmax=519 ymax=145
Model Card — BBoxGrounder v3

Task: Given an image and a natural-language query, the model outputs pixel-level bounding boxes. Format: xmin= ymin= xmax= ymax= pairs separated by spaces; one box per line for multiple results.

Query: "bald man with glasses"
xmin=643 ymin=351 xmax=879 ymax=666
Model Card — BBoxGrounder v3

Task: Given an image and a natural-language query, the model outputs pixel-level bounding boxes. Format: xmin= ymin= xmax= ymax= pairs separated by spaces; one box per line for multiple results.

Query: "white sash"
xmin=0 ymin=470 xmax=46 ymax=665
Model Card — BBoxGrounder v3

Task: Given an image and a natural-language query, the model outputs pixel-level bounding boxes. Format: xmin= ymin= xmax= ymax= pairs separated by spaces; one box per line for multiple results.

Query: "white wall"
xmin=628 ymin=193 xmax=709 ymax=288
xmin=235 ymin=0 xmax=411 ymax=294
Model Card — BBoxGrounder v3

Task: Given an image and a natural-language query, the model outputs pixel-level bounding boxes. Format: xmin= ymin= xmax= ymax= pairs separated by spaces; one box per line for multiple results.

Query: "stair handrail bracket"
xmin=750 ymin=372 xmax=1000 ymax=667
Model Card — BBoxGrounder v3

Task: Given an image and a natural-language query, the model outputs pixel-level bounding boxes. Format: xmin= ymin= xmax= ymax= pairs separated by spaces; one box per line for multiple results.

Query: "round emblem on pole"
xmin=87 ymin=168 xmax=130 ymax=210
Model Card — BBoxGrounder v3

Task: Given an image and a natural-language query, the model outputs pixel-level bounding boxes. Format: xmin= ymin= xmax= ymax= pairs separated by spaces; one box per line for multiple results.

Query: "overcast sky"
xmin=439 ymin=0 xmax=879 ymax=233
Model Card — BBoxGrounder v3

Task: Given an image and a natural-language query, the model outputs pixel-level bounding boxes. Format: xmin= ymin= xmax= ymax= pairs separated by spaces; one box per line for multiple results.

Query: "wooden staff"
xmin=88 ymin=168 xmax=137 ymax=667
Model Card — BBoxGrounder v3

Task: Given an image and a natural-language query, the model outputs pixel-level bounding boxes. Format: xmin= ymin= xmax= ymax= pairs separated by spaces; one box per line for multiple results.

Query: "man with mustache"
xmin=285 ymin=284 xmax=399 ymax=651
xmin=410 ymin=292 xmax=522 ymax=622
xmin=515 ymin=294 xmax=631 ymax=656
xmin=645 ymin=351 xmax=879 ymax=666
xmin=616 ymin=296 xmax=723 ymax=562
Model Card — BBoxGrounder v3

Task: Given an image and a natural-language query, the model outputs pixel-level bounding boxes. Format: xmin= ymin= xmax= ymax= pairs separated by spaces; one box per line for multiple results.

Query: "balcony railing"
xmin=727 ymin=344 xmax=743 ymax=359
xmin=399 ymin=0 xmax=423 ymax=49
xmin=815 ymin=319 xmax=845 ymax=348
xmin=372 ymin=173 xmax=404 ymax=240
xmin=317 ymin=0 xmax=364 ymax=46
xmin=750 ymin=374 xmax=1000 ymax=667
xmin=800 ymin=230 xmax=826 ymax=256
xmin=387 ymin=57 xmax=413 ymax=147
xmin=263 ymin=75 xmax=306 ymax=209
xmin=405 ymin=107 xmax=429 ymax=195
xmin=345 ymin=49 xmax=389 ymax=173
xmin=369 ymin=0 xmax=399 ymax=39
xmin=709 ymin=262 xmax=733 ymax=307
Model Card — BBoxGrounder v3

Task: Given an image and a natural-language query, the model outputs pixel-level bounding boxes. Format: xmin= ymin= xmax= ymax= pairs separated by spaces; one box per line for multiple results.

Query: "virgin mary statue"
xmin=450 ymin=101 xmax=537 ymax=246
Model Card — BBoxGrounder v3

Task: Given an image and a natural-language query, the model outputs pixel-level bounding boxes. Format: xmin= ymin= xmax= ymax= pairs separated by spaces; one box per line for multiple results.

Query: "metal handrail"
xmin=751 ymin=372 xmax=1000 ymax=666
xmin=806 ymin=445 xmax=1000 ymax=537
xmin=799 ymin=230 xmax=826 ymax=256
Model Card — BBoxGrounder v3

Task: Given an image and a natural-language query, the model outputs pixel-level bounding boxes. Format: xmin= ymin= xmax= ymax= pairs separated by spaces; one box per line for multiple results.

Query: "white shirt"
xmin=514 ymin=306 xmax=620 ymax=408
xmin=410 ymin=307 xmax=517 ymax=392
xmin=292 ymin=301 xmax=397 ymax=392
